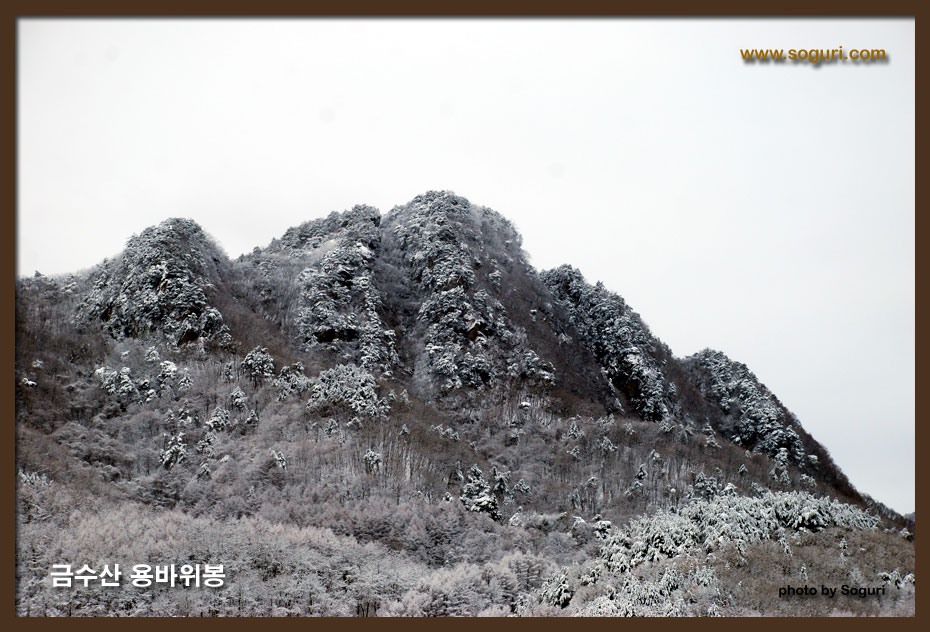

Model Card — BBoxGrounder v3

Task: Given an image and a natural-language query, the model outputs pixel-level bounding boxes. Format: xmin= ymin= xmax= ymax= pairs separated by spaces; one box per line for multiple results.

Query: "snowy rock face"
xmin=294 ymin=239 xmax=397 ymax=371
xmin=386 ymin=191 xmax=555 ymax=393
xmin=77 ymin=218 xmax=232 ymax=347
xmin=252 ymin=205 xmax=398 ymax=372
xmin=686 ymin=349 xmax=807 ymax=465
xmin=540 ymin=265 xmax=676 ymax=421
xmin=267 ymin=203 xmax=382 ymax=255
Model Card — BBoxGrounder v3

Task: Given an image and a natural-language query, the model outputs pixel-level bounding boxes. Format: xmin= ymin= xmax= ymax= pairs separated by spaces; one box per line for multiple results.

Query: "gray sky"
xmin=18 ymin=18 xmax=914 ymax=514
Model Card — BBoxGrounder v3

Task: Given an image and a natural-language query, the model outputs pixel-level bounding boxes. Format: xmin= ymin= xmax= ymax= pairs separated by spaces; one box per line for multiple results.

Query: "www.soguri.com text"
xmin=741 ymin=47 xmax=887 ymax=64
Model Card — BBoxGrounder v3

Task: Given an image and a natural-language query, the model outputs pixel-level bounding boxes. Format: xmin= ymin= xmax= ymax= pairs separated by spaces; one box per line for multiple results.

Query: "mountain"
xmin=14 ymin=191 xmax=914 ymax=616
xmin=78 ymin=218 xmax=233 ymax=348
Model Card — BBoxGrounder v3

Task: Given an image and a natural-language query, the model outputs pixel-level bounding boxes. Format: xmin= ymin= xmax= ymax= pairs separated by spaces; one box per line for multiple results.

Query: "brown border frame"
xmin=3 ymin=1 xmax=922 ymax=629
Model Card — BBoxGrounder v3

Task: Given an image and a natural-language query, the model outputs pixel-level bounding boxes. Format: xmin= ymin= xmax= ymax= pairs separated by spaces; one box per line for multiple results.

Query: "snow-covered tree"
xmin=270 ymin=449 xmax=287 ymax=470
xmin=567 ymin=419 xmax=585 ymax=439
xmin=273 ymin=362 xmax=311 ymax=400
xmin=241 ymin=347 xmax=275 ymax=386
xmin=230 ymin=386 xmax=247 ymax=411
xmin=306 ymin=364 xmax=388 ymax=419
xmin=159 ymin=431 xmax=186 ymax=469
xmin=598 ymin=436 xmax=617 ymax=453
xmin=538 ymin=569 xmax=574 ymax=608
xmin=94 ymin=366 xmax=139 ymax=403
xmin=460 ymin=464 xmax=500 ymax=521
xmin=177 ymin=370 xmax=193 ymax=391
xmin=207 ymin=406 xmax=230 ymax=431
xmin=196 ymin=431 xmax=217 ymax=457
xmin=363 ymin=449 xmax=383 ymax=474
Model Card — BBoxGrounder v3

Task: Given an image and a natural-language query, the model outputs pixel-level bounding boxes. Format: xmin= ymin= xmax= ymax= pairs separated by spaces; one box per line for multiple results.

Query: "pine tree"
xmin=460 ymin=465 xmax=500 ymax=521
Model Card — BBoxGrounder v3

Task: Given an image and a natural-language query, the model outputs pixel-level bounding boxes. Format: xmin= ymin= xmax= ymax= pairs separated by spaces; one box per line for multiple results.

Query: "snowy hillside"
xmin=15 ymin=191 xmax=914 ymax=616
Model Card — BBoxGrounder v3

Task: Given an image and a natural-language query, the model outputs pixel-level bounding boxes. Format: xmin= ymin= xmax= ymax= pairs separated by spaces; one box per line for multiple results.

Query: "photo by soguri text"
xmin=778 ymin=583 xmax=894 ymax=599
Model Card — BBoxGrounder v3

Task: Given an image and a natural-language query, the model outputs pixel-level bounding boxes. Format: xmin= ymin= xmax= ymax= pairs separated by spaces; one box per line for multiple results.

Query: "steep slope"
xmin=540 ymin=265 xmax=678 ymax=421
xmin=680 ymin=348 xmax=887 ymax=511
xmin=684 ymin=349 xmax=806 ymax=463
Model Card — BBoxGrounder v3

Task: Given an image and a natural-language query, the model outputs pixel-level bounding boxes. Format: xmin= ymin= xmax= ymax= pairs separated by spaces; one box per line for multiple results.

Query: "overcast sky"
xmin=18 ymin=18 xmax=914 ymax=514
